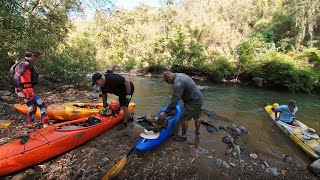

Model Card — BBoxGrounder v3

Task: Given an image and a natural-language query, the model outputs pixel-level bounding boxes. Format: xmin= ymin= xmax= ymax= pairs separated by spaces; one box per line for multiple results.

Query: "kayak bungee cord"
xmin=20 ymin=131 xmax=51 ymax=154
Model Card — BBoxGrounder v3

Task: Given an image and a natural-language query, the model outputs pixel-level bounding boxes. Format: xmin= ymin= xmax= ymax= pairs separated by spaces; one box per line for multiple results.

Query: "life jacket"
xmin=9 ymin=59 xmax=39 ymax=88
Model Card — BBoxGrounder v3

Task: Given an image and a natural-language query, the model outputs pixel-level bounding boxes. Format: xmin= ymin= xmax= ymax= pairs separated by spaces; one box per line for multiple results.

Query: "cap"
xmin=91 ymin=73 xmax=102 ymax=86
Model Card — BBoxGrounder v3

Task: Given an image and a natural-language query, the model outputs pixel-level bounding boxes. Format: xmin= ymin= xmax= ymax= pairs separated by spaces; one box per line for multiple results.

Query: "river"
xmin=107 ymin=75 xmax=320 ymax=166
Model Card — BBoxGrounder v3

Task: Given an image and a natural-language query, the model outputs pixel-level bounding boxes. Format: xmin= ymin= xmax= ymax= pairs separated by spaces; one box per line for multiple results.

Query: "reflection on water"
xmin=123 ymin=75 xmax=320 ymax=165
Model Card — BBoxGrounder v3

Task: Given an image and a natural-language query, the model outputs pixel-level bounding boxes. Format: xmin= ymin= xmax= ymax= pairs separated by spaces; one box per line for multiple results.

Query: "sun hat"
xmin=140 ymin=129 xmax=160 ymax=139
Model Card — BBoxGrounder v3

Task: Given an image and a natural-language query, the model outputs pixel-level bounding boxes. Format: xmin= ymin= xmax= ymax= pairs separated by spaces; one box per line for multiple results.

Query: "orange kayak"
xmin=13 ymin=102 xmax=135 ymax=120
xmin=0 ymin=106 xmax=134 ymax=176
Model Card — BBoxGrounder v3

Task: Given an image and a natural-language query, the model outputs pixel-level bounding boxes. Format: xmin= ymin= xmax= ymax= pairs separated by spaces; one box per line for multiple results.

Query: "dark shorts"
xmin=286 ymin=121 xmax=294 ymax=125
xmin=180 ymin=103 xmax=202 ymax=121
xmin=119 ymin=83 xmax=134 ymax=107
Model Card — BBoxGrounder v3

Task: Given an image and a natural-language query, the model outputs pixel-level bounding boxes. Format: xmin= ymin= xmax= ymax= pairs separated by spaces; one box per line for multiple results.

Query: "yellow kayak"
xmin=13 ymin=102 xmax=135 ymax=121
xmin=264 ymin=103 xmax=320 ymax=159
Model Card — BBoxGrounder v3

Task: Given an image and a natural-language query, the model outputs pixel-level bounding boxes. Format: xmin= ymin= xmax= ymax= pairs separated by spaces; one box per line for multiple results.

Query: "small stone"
xmin=221 ymin=136 xmax=233 ymax=145
xmin=235 ymin=128 xmax=242 ymax=135
xmin=25 ymin=168 xmax=35 ymax=175
xmin=283 ymin=154 xmax=292 ymax=162
xmin=11 ymin=173 xmax=27 ymax=180
xmin=229 ymin=162 xmax=236 ymax=167
xmin=309 ymin=159 xmax=320 ymax=175
xmin=250 ymin=153 xmax=258 ymax=159
xmin=239 ymin=126 xmax=248 ymax=134
xmin=216 ymin=159 xmax=230 ymax=169
xmin=281 ymin=170 xmax=287 ymax=176
xmin=266 ymin=167 xmax=279 ymax=177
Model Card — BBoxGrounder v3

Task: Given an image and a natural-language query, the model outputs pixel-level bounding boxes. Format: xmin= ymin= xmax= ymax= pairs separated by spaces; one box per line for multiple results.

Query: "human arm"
xmin=124 ymin=79 xmax=132 ymax=101
xmin=159 ymin=81 xmax=184 ymax=120
xmin=102 ymin=93 xmax=108 ymax=108
xmin=13 ymin=61 xmax=29 ymax=93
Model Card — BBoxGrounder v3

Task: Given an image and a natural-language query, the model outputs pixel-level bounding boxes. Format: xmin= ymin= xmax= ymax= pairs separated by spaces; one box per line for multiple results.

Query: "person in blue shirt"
xmin=272 ymin=99 xmax=299 ymax=127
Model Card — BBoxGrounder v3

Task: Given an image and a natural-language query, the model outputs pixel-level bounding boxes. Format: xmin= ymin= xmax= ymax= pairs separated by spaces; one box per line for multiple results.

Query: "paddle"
xmin=102 ymin=146 xmax=135 ymax=180
xmin=0 ymin=120 xmax=12 ymax=129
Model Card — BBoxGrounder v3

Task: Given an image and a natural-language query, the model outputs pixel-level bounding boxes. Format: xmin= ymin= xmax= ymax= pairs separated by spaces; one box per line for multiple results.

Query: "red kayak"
xmin=0 ymin=107 xmax=134 ymax=176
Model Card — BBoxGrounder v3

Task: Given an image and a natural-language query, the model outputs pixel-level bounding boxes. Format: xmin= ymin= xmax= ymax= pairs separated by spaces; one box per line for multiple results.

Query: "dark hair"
xmin=288 ymin=99 xmax=297 ymax=106
xmin=25 ymin=49 xmax=41 ymax=58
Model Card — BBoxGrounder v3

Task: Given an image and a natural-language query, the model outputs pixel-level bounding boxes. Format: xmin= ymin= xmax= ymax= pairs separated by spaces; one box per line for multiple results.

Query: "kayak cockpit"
xmin=56 ymin=116 xmax=102 ymax=131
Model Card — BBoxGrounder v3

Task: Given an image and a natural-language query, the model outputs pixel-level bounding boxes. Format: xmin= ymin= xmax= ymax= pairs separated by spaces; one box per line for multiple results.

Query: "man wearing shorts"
xmin=92 ymin=72 xmax=134 ymax=130
xmin=158 ymin=71 xmax=203 ymax=141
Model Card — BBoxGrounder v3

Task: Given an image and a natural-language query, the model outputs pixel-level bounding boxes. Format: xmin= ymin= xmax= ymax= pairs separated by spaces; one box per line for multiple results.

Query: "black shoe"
xmin=173 ymin=135 xmax=187 ymax=142
xmin=118 ymin=122 xmax=128 ymax=130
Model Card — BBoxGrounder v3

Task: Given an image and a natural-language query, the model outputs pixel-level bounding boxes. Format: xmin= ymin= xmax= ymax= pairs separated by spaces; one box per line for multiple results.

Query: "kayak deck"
xmin=264 ymin=104 xmax=320 ymax=159
xmin=135 ymin=103 xmax=182 ymax=152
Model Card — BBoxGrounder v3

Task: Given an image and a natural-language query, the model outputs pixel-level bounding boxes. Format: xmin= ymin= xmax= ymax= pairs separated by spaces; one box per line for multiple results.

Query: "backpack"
xmin=9 ymin=59 xmax=39 ymax=86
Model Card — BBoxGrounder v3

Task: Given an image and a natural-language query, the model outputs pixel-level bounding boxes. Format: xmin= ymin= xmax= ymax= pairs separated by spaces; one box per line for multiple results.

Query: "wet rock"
xmin=216 ymin=159 xmax=230 ymax=169
xmin=250 ymin=153 xmax=258 ymax=159
xmin=239 ymin=126 xmax=248 ymax=134
xmin=308 ymin=159 xmax=320 ymax=175
xmin=221 ymin=136 xmax=234 ymax=146
xmin=234 ymin=145 xmax=241 ymax=159
xmin=235 ymin=127 xmax=242 ymax=135
xmin=282 ymin=154 xmax=292 ymax=162
xmin=196 ymin=146 xmax=209 ymax=155
xmin=202 ymin=109 xmax=215 ymax=119
xmin=266 ymin=167 xmax=279 ymax=177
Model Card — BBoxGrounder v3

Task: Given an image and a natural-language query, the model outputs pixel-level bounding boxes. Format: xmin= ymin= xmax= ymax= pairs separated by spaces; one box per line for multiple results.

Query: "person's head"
xmin=25 ymin=49 xmax=41 ymax=63
xmin=92 ymin=73 xmax=106 ymax=87
xmin=163 ymin=71 xmax=175 ymax=84
xmin=287 ymin=99 xmax=297 ymax=111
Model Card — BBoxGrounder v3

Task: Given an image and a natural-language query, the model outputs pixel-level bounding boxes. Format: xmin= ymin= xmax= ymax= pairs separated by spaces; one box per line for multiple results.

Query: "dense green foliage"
xmin=1 ymin=0 xmax=320 ymax=93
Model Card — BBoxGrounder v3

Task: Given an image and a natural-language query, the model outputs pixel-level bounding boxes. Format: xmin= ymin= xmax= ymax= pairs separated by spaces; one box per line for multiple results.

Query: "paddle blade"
xmin=102 ymin=155 xmax=128 ymax=180
xmin=0 ymin=120 xmax=12 ymax=128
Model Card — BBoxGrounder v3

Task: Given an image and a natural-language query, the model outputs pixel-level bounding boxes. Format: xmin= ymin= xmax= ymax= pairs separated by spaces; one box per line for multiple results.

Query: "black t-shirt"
xmin=101 ymin=73 xmax=127 ymax=96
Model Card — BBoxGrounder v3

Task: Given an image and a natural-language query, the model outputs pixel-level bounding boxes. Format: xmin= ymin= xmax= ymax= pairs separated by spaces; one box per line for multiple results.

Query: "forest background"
xmin=1 ymin=0 xmax=320 ymax=93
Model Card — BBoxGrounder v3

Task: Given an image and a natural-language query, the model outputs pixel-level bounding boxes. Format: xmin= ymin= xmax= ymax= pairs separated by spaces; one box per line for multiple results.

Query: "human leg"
xmin=26 ymin=101 xmax=36 ymax=129
xmin=32 ymin=95 xmax=48 ymax=127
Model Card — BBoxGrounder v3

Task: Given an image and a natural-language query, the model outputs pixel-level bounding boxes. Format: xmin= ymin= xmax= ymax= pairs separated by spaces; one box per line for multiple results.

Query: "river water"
xmin=108 ymin=75 xmax=320 ymax=166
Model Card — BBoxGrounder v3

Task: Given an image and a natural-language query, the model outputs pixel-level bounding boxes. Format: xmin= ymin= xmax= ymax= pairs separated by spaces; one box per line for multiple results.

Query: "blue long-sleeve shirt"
xmin=275 ymin=105 xmax=298 ymax=123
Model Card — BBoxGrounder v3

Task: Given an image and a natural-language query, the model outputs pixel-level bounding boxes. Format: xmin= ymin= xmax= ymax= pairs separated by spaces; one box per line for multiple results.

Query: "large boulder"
xmin=309 ymin=159 xmax=320 ymax=176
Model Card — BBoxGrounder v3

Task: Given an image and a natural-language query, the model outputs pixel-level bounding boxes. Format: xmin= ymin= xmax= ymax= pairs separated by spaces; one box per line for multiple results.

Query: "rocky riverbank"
xmin=0 ymin=80 xmax=319 ymax=179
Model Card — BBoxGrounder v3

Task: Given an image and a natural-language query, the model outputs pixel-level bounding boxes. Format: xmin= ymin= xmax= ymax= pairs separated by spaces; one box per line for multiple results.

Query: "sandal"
xmin=173 ymin=135 xmax=187 ymax=142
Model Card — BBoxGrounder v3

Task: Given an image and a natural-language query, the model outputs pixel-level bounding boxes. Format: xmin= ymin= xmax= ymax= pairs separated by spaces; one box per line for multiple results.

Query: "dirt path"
xmin=0 ymin=82 xmax=318 ymax=180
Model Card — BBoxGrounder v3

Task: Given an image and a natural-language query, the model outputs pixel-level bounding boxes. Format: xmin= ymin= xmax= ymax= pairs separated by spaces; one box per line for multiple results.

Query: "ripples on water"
xmin=121 ymin=76 xmax=319 ymax=165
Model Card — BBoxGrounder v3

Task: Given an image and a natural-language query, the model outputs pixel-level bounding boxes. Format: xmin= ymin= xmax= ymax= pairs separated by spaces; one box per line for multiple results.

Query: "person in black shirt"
xmin=92 ymin=72 xmax=134 ymax=130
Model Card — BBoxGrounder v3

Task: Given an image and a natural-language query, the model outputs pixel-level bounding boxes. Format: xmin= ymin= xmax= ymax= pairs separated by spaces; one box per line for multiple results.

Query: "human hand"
xmin=126 ymin=95 xmax=132 ymax=102
xmin=17 ymin=92 xmax=25 ymax=100
xmin=158 ymin=112 xmax=167 ymax=120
